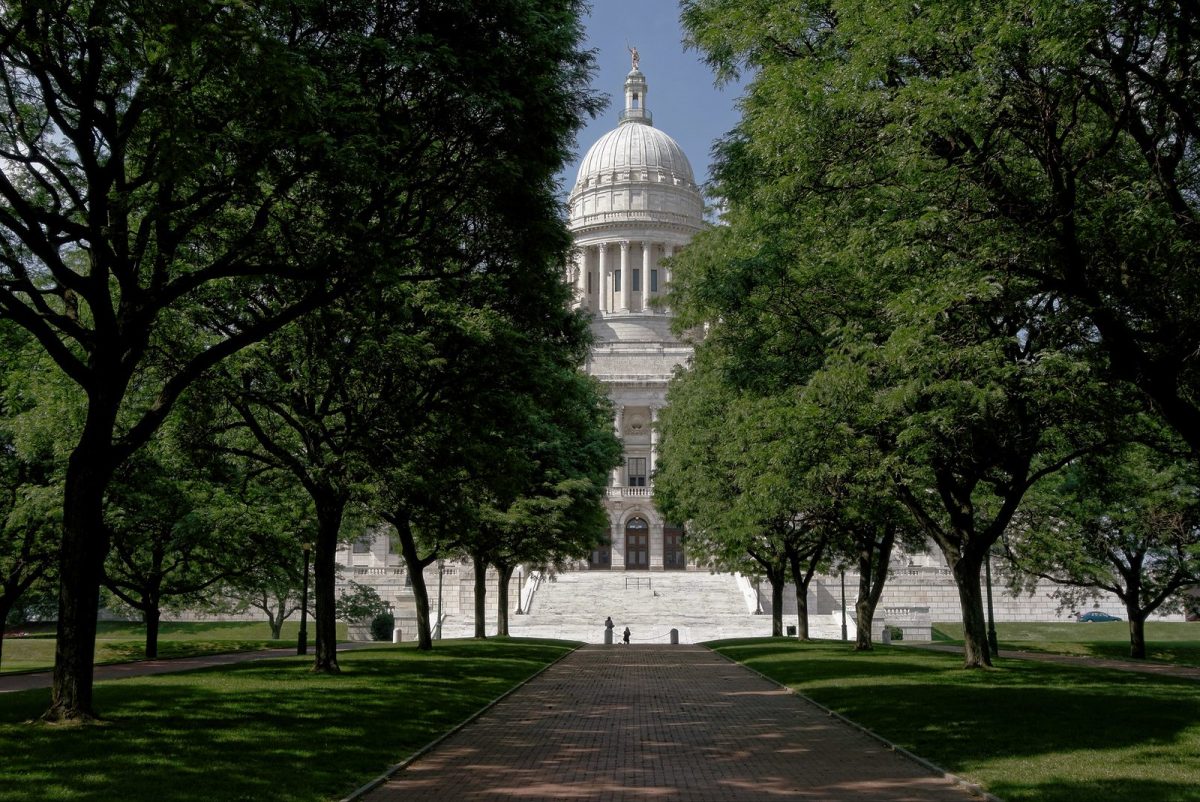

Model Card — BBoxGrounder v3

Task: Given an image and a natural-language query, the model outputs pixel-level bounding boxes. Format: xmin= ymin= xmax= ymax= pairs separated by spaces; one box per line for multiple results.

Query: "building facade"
xmin=567 ymin=61 xmax=704 ymax=571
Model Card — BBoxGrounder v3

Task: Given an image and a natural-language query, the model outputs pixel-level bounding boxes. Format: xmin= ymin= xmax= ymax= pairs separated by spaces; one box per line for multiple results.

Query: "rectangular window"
xmin=614 ymin=270 xmax=621 ymax=292
xmin=650 ymin=269 xmax=658 ymax=293
xmin=628 ymin=457 xmax=647 ymax=487
xmin=587 ymin=271 xmax=592 ymax=293
xmin=352 ymin=537 xmax=371 ymax=554
xmin=633 ymin=268 xmax=641 ymax=291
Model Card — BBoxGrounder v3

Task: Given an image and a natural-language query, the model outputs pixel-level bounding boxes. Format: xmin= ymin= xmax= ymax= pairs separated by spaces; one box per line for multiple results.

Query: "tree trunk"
xmin=392 ymin=514 xmax=433 ymax=650
xmin=472 ymin=553 xmax=487 ymax=639
xmin=950 ymin=550 xmax=991 ymax=668
xmin=311 ymin=495 xmax=344 ymax=674
xmin=769 ymin=567 xmax=785 ymax=637
xmin=144 ymin=604 xmax=161 ymax=660
xmin=854 ymin=524 xmax=896 ymax=651
xmin=1128 ymin=611 xmax=1148 ymax=659
xmin=786 ymin=540 xmax=825 ymax=641
xmin=495 ymin=563 xmax=514 ymax=637
xmin=46 ymin=443 xmax=113 ymax=722
xmin=268 ymin=606 xmax=283 ymax=640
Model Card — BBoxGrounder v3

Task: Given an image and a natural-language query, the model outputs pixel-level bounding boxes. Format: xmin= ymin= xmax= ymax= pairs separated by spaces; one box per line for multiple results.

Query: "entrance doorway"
xmin=664 ymin=525 xmax=686 ymax=570
xmin=625 ymin=518 xmax=649 ymax=570
xmin=588 ymin=536 xmax=611 ymax=570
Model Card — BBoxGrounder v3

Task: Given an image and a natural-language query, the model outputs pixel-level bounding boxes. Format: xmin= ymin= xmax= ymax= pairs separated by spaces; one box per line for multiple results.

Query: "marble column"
xmin=619 ymin=240 xmax=632 ymax=311
xmin=597 ymin=244 xmax=609 ymax=313
xmin=641 ymin=242 xmax=652 ymax=312
xmin=664 ymin=244 xmax=676 ymax=289
xmin=573 ymin=250 xmax=586 ymax=310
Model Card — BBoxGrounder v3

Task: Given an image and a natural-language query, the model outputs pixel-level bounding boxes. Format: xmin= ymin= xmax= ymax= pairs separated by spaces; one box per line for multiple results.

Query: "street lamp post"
xmin=515 ymin=570 xmax=524 ymax=615
xmin=840 ymin=569 xmax=848 ymax=642
xmin=297 ymin=543 xmax=312 ymax=656
xmin=985 ymin=549 xmax=999 ymax=658
xmin=753 ymin=576 xmax=763 ymax=614
xmin=435 ymin=558 xmax=444 ymax=640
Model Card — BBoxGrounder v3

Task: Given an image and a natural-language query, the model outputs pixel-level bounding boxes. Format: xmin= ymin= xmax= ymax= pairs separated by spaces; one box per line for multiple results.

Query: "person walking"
xmin=622 ymin=626 xmax=631 ymax=645
xmin=604 ymin=616 xmax=614 ymax=644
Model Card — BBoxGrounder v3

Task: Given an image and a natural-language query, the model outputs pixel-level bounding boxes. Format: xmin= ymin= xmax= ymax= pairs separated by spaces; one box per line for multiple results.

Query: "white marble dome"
xmin=574 ymin=119 xmax=696 ymax=189
xmin=568 ymin=68 xmax=703 ymax=230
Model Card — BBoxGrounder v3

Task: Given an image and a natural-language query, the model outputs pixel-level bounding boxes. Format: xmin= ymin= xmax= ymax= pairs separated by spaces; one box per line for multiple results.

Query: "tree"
xmin=102 ymin=433 xmax=268 ymax=659
xmin=656 ymin=358 xmax=830 ymax=638
xmin=0 ymin=0 xmax=600 ymax=718
xmin=681 ymin=0 xmax=1200 ymax=447
xmin=463 ymin=367 xmax=619 ymax=638
xmin=672 ymin=0 xmax=1154 ymax=667
xmin=1007 ymin=440 xmax=1200 ymax=658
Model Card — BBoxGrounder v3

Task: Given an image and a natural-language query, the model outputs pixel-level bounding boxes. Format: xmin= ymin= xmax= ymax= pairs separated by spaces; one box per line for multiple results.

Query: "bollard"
xmin=670 ymin=628 xmax=679 ymax=645
xmin=604 ymin=629 xmax=613 ymax=645
xmin=392 ymin=627 xmax=402 ymax=644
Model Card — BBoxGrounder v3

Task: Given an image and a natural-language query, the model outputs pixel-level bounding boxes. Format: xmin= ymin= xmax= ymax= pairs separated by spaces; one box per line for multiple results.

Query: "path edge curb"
xmin=337 ymin=640 xmax=584 ymax=802
xmin=705 ymin=645 xmax=1004 ymax=802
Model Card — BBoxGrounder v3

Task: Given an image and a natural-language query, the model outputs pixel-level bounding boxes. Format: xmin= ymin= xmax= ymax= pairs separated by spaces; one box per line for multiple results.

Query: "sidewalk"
xmin=357 ymin=644 xmax=982 ymax=802
xmin=899 ymin=643 xmax=1200 ymax=680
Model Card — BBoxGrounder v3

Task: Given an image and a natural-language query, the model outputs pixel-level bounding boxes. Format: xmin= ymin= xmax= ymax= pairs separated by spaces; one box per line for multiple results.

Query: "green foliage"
xmin=672 ymin=0 xmax=1184 ymax=665
xmin=1007 ymin=440 xmax=1200 ymax=654
xmin=369 ymin=612 xmax=395 ymax=643
xmin=336 ymin=582 xmax=391 ymax=624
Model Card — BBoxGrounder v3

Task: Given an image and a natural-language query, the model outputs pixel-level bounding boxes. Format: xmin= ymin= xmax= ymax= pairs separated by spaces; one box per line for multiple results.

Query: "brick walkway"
xmin=360 ymin=645 xmax=979 ymax=802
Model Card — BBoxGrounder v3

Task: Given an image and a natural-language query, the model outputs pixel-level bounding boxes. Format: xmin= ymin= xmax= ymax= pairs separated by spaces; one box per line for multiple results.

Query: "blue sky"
xmin=561 ymin=0 xmax=745 ymax=194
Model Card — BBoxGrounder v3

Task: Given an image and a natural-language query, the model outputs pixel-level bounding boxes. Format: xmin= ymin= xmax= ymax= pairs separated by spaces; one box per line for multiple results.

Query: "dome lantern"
xmin=620 ymin=55 xmax=652 ymax=126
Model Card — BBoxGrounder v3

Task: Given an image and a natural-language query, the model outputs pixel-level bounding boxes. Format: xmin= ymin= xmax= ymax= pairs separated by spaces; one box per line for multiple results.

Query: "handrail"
xmin=624 ymin=576 xmax=653 ymax=591
xmin=519 ymin=570 xmax=543 ymax=614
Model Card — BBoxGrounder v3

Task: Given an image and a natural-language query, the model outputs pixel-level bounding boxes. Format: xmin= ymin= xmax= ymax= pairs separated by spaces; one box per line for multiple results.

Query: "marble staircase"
xmin=506 ymin=570 xmax=778 ymax=644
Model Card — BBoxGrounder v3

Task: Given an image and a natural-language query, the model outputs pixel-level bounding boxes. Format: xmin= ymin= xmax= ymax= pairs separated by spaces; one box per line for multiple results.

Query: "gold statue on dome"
xmin=628 ymin=45 xmax=640 ymax=71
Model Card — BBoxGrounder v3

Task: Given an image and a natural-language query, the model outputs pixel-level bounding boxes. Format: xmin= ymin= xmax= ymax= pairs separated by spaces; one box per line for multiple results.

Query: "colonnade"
xmin=573 ymin=240 xmax=676 ymax=312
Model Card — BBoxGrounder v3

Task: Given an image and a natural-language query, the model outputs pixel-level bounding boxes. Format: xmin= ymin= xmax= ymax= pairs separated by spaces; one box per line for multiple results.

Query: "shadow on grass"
xmin=712 ymin=639 xmax=1200 ymax=802
xmin=990 ymin=778 xmax=1200 ymax=802
xmin=0 ymin=639 xmax=573 ymax=802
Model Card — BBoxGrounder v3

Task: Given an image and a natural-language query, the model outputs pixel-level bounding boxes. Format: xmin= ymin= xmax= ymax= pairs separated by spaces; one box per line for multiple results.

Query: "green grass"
xmin=710 ymin=637 xmax=1200 ymax=802
xmin=931 ymin=620 xmax=1200 ymax=666
xmin=0 ymin=637 xmax=575 ymax=802
xmin=1 ymin=621 xmax=349 ymax=674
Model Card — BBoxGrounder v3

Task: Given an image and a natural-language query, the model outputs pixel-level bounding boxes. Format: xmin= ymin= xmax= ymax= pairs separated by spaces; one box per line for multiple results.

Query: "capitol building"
xmin=567 ymin=59 xmax=703 ymax=572
xmin=323 ymin=59 xmax=1155 ymax=642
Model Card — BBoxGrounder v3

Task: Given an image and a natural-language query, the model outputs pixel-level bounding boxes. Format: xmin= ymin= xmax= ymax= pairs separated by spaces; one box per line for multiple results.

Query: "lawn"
xmin=0 ymin=638 xmax=575 ymax=802
xmin=932 ymin=620 xmax=1200 ymax=666
xmin=0 ymin=621 xmax=350 ymax=674
xmin=710 ymin=638 xmax=1200 ymax=802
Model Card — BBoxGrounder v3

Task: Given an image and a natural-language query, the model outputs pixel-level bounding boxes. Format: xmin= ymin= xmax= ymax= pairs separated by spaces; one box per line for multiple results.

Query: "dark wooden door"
xmin=625 ymin=519 xmax=649 ymax=570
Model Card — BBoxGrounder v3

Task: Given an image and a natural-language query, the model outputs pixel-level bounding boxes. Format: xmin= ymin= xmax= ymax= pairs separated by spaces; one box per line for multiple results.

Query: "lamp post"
xmin=435 ymin=558 xmax=444 ymax=640
xmin=515 ymin=569 xmax=524 ymax=615
xmin=753 ymin=576 xmax=763 ymax=614
xmin=297 ymin=543 xmax=312 ymax=656
xmin=840 ymin=568 xmax=848 ymax=642
xmin=985 ymin=548 xmax=999 ymax=658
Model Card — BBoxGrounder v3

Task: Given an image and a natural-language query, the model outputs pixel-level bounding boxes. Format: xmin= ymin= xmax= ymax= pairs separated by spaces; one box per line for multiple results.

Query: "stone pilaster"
xmin=597 ymin=243 xmax=609 ymax=313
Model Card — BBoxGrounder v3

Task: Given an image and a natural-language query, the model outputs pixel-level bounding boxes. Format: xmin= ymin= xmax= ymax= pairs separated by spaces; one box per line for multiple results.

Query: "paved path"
xmin=900 ymin=643 xmax=1200 ymax=680
xmin=360 ymin=645 xmax=979 ymax=802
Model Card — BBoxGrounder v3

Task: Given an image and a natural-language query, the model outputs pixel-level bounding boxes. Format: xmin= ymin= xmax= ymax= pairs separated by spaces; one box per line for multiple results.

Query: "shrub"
xmin=370 ymin=612 xmax=395 ymax=642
